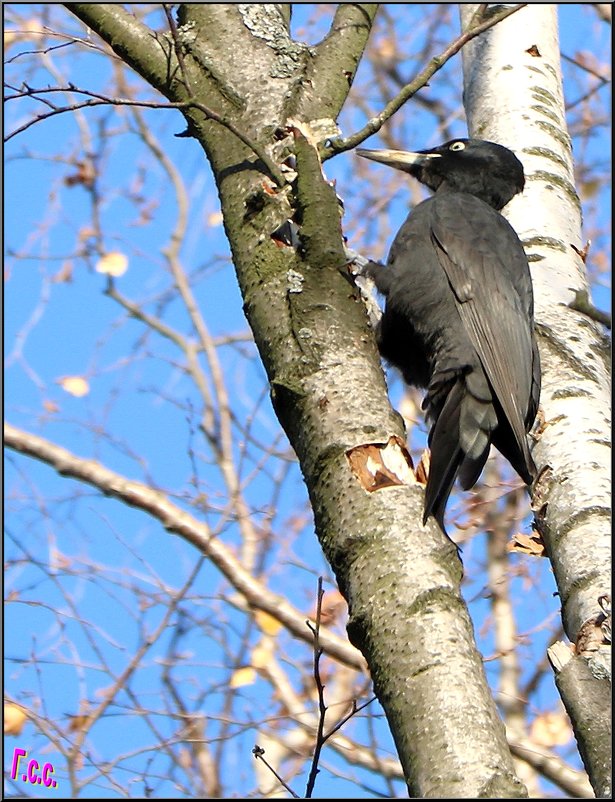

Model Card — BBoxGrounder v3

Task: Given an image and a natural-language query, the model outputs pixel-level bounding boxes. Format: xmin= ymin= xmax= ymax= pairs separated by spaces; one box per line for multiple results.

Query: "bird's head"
xmin=356 ymin=138 xmax=525 ymax=211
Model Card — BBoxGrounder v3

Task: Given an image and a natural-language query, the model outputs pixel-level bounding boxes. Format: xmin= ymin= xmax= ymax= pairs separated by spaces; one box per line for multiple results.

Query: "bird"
xmin=356 ymin=138 xmax=541 ymax=533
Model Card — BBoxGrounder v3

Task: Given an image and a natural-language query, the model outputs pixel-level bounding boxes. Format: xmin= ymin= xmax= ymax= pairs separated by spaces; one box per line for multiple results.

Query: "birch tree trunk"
xmin=460 ymin=5 xmax=611 ymax=797
xmin=56 ymin=4 xmax=531 ymax=796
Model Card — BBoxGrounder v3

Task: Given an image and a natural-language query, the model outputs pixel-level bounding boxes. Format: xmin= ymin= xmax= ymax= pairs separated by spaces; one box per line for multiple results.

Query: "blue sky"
xmin=4 ymin=4 xmax=610 ymax=798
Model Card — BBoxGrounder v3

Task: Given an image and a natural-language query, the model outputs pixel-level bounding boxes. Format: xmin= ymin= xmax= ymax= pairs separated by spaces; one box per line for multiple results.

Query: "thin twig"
xmin=105 ymin=281 xmax=192 ymax=349
xmin=322 ymin=3 xmax=527 ymax=159
xmin=5 ymin=82 xmax=287 ymax=186
xmin=3 ymin=422 xmax=366 ymax=670
xmin=252 ymin=745 xmax=300 ymax=798
xmin=161 ymin=5 xmax=287 ymax=187
xmin=323 ymin=695 xmax=377 ymax=741
xmin=162 ymin=3 xmax=191 ymax=90
xmin=561 ymin=51 xmax=611 ymax=84
xmin=305 ymin=577 xmax=326 ymax=798
xmin=304 ymin=578 xmax=377 ymax=798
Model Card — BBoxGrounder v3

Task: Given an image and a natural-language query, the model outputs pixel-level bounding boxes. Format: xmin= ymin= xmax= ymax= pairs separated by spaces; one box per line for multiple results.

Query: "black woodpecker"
xmin=357 ymin=138 xmax=541 ymax=532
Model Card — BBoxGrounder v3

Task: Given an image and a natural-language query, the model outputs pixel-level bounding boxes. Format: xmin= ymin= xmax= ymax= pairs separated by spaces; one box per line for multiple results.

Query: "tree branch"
xmin=6 ymin=80 xmax=287 ymax=185
xmin=298 ymin=4 xmax=378 ymax=121
xmin=322 ymin=3 xmax=527 ymax=159
xmin=509 ymin=737 xmax=594 ymax=798
xmin=305 ymin=578 xmax=327 ymax=799
xmin=4 ymin=421 xmax=366 ymax=671
xmin=65 ymin=3 xmax=172 ymax=90
xmin=567 ymin=289 xmax=611 ymax=329
xmin=63 ymin=6 xmax=287 ymax=185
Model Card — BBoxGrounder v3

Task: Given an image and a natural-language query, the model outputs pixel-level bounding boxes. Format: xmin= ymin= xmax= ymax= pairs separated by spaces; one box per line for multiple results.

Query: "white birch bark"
xmin=459 ymin=5 xmax=611 ymax=796
xmin=459 ymin=1 xmax=610 ymax=651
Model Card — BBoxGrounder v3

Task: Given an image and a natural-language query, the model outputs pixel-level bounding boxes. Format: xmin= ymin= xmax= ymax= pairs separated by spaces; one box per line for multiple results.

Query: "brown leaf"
xmin=64 ymin=160 xmax=96 ymax=188
xmin=316 ymin=590 xmax=347 ymax=626
xmin=52 ymin=261 xmax=73 ymax=283
xmin=508 ymin=532 xmax=546 ymax=557
xmin=67 ymin=713 xmax=92 ymax=733
xmin=78 ymin=226 xmax=97 ymax=242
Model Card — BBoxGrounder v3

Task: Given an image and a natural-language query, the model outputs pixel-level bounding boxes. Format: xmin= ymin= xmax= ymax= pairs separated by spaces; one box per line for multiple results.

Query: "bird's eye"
xmin=449 ymin=141 xmax=466 ymax=152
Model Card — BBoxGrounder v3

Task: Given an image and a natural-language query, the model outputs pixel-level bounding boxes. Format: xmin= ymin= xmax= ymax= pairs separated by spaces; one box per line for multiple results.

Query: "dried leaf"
xmin=230 ymin=666 xmax=257 ymax=688
xmin=316 ymin=590 xmax=347 ymax=626
xmin=50 ymin=549 xmax=72 ymax=571
xmin=67 ymin=713 xmax=92 ymax=733
xmin=251 ymin=640 xmax=274 ymax=669
xmin=207 ymin=211 xmax=224 ymax=227
xmin=255 ymin=610 xmax=282 ymax=636
xmin=78 ymin=226 xmax=97 ymax=242
xmin=64 ymin=160 xmax=96 ymax=188
xmin=508 ymin=532 xmax=546 ymax=557
xmin=95 ymin=251 xmax=128 ymax=277
xmin=4 ymin=703 xmax=27 ymax=736
xmin=58 ymin=376 xmax=90 ymax=397
xmin=530 ymin=711 xmax=572 ymax=747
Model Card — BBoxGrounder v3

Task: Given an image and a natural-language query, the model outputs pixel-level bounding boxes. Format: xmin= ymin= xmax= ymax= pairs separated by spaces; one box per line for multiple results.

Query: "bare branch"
xmin=65 ymin=3 xmax=172 ymax=89
xmin=5 ymin=83 xmax=287 ymax=184
xmin=322 ymin=4 xmax=527 ymax=158
xmin=567 ymin=289 xmax=611 ymax=329
xmin=252 ymin=745 xmax=300 ymax=798
xmin=305 ymin=578 xmax=327 ymax=798
xmin=4 ymin=422 xmax=366 ymax=671
xmin=509 ymin=738 xmax=594 ymax=798
xmin=63 ymin=5 xmax=287 ymax=185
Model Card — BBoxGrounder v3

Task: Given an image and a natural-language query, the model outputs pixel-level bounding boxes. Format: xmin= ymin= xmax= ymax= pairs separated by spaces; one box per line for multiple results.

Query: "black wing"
xmin=429 ymin=192 xmax=538 ymax=481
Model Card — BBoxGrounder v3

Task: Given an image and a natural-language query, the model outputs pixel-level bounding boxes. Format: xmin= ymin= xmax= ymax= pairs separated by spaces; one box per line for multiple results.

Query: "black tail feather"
xmin=424 ymin=371 xmax=498 ymax=532
xmin=423 ymin=381 xmax=465 ymax=532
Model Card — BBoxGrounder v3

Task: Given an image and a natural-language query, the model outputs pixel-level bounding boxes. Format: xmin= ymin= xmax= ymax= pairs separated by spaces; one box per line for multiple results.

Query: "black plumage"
xmin=357 ymin=138 xmax=541 ymax=531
